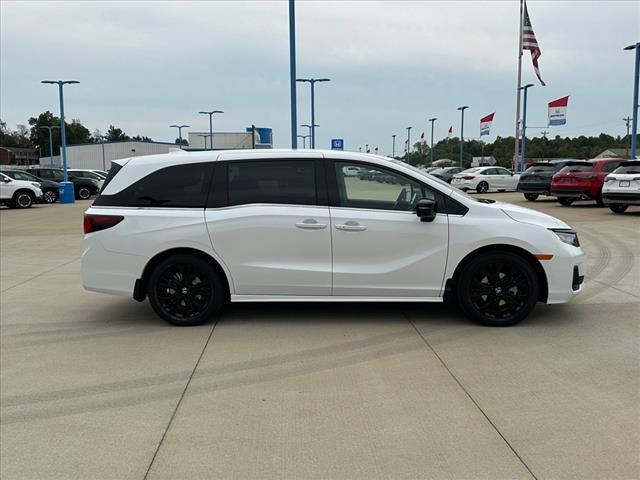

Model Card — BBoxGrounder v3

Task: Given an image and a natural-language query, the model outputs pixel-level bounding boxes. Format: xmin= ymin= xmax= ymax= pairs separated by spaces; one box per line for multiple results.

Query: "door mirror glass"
xmin=3 ymin=177 xmax=11 ymax=183
xmin=415 ymin=199 xmax=437 ymax=222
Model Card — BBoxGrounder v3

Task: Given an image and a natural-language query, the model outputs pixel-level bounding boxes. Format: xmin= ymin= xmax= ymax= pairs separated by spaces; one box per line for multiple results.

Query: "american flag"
xmin=522 ymin=1 xmax=545 ymax=86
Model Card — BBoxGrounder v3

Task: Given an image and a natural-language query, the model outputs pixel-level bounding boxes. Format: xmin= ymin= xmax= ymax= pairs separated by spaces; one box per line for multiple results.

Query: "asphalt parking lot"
xmin=1 ymin=194 xmax=638 ymax=480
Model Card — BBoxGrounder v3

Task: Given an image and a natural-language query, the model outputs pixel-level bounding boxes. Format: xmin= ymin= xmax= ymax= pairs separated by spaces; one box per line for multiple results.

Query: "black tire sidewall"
xmin=14 ymin=191 xmax=34 ymax=209
xmin=148 ymin=254 xmax=223 ymax=326
xmin=457 ymin=252 xmax=539 ymax=327
xmin=77 ymin=187 xmax=91 ymax=200
xmin=44 ymin=190 xmax=58 ymax=203
xmin=558 ymin=197 xmax=574 ymax=206
xmin=476 ymin=182 xmax=488 ymax=193
xmin=524 ymin=193 xmax=539 ymax=201
xmin=609 ymin=205 xmax=628 ymax=213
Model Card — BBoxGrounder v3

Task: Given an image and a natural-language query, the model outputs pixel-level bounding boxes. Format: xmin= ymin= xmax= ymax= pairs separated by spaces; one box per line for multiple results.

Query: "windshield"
xmin=559 ymin=164 xmax=592 ymax=173
xmin=2 ymin=170 xmax=39 ymax=181
xmin=525 ymin=164 xmax=555 ymax=173
xmin=613 ymin=163 xmax=640 ymax=174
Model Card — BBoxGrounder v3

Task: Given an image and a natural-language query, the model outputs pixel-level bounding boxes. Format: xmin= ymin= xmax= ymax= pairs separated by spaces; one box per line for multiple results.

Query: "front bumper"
xmin=542 ymin=242 xmax=586 ymax=304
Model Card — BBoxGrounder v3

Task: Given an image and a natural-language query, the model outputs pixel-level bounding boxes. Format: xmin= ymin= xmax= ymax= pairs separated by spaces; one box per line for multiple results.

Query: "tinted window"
xmin=2 ymin=171 xmax=38 ymax=181
xmin=100 ymin=163 xmax=122 ymax=192
xmin=36 ymin=169 xmax=63 ymax=181
xmin=613 ymin=163 xmax=640 ymax=174
xmin=496 ymin=168 xmax=512 ymax=175
xmin=525 ymin=164 xmax=555 ymax=174
xmin=94 ymin=163 xmax=212 ymax=208
xmin=335 ymin=162 xmax=432 ymax=211
xmin=602 ymin=161 xmax=621 ymax=173
xmin=228 ymin=160 xmax=316 ymax=206
xmin=559 ymin=164 xmax=592 ymax=173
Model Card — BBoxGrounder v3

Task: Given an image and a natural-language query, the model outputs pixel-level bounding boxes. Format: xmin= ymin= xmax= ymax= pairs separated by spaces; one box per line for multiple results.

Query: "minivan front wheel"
xmin=457 ymin=252 xmax=539 ymax=326
xmin=148 ymin=254 xmax=223 ymax=326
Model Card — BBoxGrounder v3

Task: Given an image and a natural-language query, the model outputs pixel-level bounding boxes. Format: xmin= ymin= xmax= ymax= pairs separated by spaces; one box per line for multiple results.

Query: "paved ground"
xmin=1 ymin=194 xmax=638 ymax=480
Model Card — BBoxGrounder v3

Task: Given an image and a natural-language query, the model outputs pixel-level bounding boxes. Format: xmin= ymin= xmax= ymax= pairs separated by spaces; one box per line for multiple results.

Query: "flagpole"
xmin=514 ymin=0 xmax=524 ymax=170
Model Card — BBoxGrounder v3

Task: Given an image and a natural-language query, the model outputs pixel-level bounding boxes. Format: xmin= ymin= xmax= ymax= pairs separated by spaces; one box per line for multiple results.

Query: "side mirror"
xmin=416 ymin=199 xmax=437 ymax=222
xmin=3 ymin=177 xmax=11 ymax=183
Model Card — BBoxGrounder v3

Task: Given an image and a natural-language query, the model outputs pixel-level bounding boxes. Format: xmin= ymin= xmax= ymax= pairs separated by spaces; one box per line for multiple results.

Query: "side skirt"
xmin=231 ymin=295 xmax=444 ymax=303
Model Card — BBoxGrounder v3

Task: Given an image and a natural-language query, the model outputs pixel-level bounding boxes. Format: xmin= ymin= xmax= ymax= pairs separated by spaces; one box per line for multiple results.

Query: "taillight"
xmin=463 ymin=175 xmax=476 ymax=180
xmin=83 ymin=213 xmax=124 ymax=234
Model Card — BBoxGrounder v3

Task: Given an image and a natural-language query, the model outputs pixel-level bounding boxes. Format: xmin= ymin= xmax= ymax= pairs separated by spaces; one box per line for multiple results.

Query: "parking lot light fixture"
xmin=39 ymin=125 xmax=60 ymax=166
xmin=41 ymin=80 xmax=79 ymax=190
xmin=457 ymin=106 xmax=469 ymax=168
xmin=428 ymin=118 xmax=437 ymax=166
xmin=170 ymin=125 xmax=190 ymax=149
xmin=624 ymin=43 xmax=640 ymax=159
xmin=296 ymin=78 xmax=330 ymax=148
xmin=198 ymin=110 xmax=223 ymax=150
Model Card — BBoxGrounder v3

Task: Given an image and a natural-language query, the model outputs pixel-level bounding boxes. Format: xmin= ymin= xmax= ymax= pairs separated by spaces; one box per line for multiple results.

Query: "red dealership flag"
xmin=420 ymin=132 xmax=425 ymax=141
xmin=448 ymin=126 xmax=453 ymax=137
xmin=522 ymin=1 xmax=545 ymax=86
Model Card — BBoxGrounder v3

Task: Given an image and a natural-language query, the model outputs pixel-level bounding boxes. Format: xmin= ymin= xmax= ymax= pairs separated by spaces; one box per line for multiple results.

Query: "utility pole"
xmin=624 ymin=116 xmax=631 ymax=158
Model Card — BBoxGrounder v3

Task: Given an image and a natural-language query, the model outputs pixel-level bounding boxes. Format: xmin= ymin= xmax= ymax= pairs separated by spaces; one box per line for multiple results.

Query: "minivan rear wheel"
xmin=148 ymin=254 xmax=223 ymax=326
xmin=457 ymin=252 xmax=539 ymax=326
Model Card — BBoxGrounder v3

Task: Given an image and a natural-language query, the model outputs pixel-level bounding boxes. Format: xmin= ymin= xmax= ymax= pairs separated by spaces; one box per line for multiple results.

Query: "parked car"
xmin=0 ymin=172 xmax=43 ymax=208
xmin=429 ymin=167 xmax=463 ymax=183
xmin=0 ymin=169 xmax=59 ymax=203
xmin=551 ymin=158 xmax=625 ymax=206
xmin=90 ymin=170 xmax=109 ymax=178
xmin=82 ymin=150 xmax=584 ymax=328
xmin=68 ymin=169 xmax=105 ymax=190
xmin=26 ymin=167 xmax=100 ymax=200
xmin=602 ymin=160 xmax=640 ymax=213
xmin=451 ymin=166 xmax=520 ymax=193
xmin=516 ymin=160 xmax=573 ymax=201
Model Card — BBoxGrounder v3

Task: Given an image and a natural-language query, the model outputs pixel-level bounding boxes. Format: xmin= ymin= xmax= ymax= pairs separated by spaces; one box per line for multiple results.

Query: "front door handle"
xmin=295 ymin=219 xmax=327 ymax=230
xmin=335 ymin=221 xmax=367 ymax=232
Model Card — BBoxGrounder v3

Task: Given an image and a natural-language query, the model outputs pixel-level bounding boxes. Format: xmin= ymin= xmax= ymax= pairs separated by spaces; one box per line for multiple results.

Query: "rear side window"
xmin=94 ymin=163 xmax=212 ymax=208
xmin=602 ymin=161 xmax=621 ymax=173
xmin=614 ymin=162 xmax=640 ymax=174
xmin=559 ymin=164 xmax=592 ymax=173
xmin=100 ymin=163 xmax=123 ymax=191
xmin=227 ymin=161 xmax=316 ymax=206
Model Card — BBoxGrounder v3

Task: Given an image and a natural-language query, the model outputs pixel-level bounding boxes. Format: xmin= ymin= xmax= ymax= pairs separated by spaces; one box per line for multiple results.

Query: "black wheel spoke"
xmin=154 ymin=261 xmax=213 ymax=319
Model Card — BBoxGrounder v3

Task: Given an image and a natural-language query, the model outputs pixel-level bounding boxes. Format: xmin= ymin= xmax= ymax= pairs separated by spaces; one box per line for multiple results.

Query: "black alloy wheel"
xmin=476 ymin=181 xmax=489 ymax=194
xmin=458 ymin=252 xmax=538 ymax=326
xmin=558 ymin=197 xmax=574 ymax=206
xmin=43 ymin=189 xmax=58 ymax=203
xmin=524 ymin=193 xmax=539 ymax=201
xmin=13 ymin=191 xmax=34 ymax=209
xmin=77 ymin=187 xmax=91 ymax=200
xmin=148 ymin=254 xmax=223 ymax=326
xmin=609 ymin=204 xmax=628 ymax=214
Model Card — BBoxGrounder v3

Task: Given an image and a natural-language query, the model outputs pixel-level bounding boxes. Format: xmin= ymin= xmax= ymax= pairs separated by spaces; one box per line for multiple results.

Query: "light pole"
xmin=99 ymin=135 xmax=106 ymax=171
xmin=170 ymin=125 xmax=190 ymax=149
xmin=297 ymin=134 xmax=310 ymax=148
xmin=296 ymin=78 xmax=330 ymax=148
xmin=196 ymin=134 xmax=210 ymax=149
xmin=457 ymin=106 xmax=469 ymax=168
xmin=300 ymin=124 xmax=318 ymax=142
xmin=428 ymin=117 xmax=437 ymax=166
xmin=41 ymin=80 xmax=79 ymax=203
xmin=624 ymin=43 xmax=640 ymax=159
xmin=289 ymin=0 xmax=297 ymax=149
xmin=38 ymin=125 xmax=59 ymax=166
xmin=406 ymin=127 xmax=412 ymax=162
xmin=392 ymin=134 xmax=396 ymax=158
xmin=519 ymin=84 xmax=534 ymax=172
xmin=198 ymin=110 xmax=223 ymax=150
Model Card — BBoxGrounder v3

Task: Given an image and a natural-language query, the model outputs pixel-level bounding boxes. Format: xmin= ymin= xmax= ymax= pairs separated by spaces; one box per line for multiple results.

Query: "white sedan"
xmin=451 ymin=166 xmax=520 ymax=193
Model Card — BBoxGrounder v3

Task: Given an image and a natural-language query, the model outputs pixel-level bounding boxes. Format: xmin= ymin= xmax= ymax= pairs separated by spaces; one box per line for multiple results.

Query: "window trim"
xmin=326 ymin=159 xmax=448 ymax=214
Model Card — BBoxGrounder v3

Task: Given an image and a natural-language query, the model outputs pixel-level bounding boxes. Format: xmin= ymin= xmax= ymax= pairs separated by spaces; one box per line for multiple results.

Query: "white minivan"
xmin=82 ymin=150 xmax=585 ymax=327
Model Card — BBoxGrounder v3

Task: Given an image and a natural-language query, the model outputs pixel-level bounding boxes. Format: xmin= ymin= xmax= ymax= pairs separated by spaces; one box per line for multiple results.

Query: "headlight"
xmin=551 ymin=229 xmax=580 ymax=247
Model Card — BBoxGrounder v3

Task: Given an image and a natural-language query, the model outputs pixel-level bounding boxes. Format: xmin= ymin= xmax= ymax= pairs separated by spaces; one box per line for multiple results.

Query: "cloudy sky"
xmin=2 ymin=1 xmax=638 ymax=152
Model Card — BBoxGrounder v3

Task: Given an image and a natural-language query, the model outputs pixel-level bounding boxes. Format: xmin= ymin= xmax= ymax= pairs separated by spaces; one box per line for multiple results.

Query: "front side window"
xmin=228 ymin=160 xmax=316 ymax=206
xmin=94 ymin=163 xmax=212 ymax=207
xmin=334 ymin=162 xmax=432 ymax=211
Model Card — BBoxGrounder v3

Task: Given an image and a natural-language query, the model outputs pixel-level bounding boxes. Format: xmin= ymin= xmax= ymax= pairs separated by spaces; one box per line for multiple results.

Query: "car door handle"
xmin=295 ymin=219 xmax=327 ymax=230
xmin=335 ymin=221 xmax=367 ymax=232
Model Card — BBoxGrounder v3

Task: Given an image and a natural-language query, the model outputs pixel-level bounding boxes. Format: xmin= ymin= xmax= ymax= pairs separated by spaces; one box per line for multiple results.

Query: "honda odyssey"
xmin=82 ymin=150 xmax=585 ymax=327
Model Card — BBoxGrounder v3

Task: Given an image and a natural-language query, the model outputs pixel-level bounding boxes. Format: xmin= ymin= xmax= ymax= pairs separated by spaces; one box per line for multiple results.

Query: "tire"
xmin=558 ymin=197 xmax=574 ymax=206
xmin=12 ymin=190 xmax=34 ymax=209
xmin=524 ymin=193 xmax=539 ymax=201
xmin=596 ymin=191 xmax=605 ymax=207
xmin=476 ymin=181 xmax=489 ymax=194
xmin=43 ymin=189 xmax=58 ymax=204
xmin=148 ymin=254 xmax=223 ymax=326
xmin=76 ymin=186 xmax=91 ymax=200
xmin=609 ymin=204 xmax=628 ymax=214
xmin=457 ymin=252 xmax=539 ymax=327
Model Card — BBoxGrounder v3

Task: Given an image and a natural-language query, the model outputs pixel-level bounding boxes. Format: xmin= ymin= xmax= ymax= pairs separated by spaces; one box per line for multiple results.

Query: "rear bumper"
xmin=602 ymin=192 xmax=640 ymax=205
xmin=517 ymin=184 xmax=551 ymax=194
xmin=551 ymin=188 xmax=596 ymax=199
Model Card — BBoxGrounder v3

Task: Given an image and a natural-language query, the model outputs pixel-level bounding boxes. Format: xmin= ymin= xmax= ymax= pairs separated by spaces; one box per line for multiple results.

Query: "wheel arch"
xmin=135 ymin=247 xmax=231 ymax=303
xmin=445 ymin=244 xmax=549 ymax=303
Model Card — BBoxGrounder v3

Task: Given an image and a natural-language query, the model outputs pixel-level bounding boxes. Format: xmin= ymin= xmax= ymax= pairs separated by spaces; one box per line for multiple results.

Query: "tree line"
xmin=403 ymin=133 xmax=636 ymax=167
xmin=0 ymin=112 xmax=153 ymax=157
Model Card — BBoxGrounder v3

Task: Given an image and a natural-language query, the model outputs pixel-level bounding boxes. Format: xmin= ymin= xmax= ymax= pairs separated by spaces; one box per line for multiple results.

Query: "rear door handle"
xmin=295 ymin=219 xmax=327 ymax=230
xmin=335 ymin=221 xmax=367 ymax=232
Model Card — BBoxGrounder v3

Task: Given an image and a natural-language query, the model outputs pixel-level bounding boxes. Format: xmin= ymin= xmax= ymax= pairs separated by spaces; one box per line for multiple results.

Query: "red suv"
xmin=551 ymin=158 xmax=625 ymax=206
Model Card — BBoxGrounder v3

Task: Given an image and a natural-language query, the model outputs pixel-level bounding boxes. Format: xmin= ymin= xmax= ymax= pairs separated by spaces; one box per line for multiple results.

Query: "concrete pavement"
xmin=1 ymin=194 xmax=638 ymax=479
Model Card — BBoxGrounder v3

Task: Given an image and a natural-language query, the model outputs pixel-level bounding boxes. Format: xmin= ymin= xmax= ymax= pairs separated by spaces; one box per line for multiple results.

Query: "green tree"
xmin=106 ymin=125 xmax=130 ymax=142
xmin=0 ymin=119 xmax=34 ymax=148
